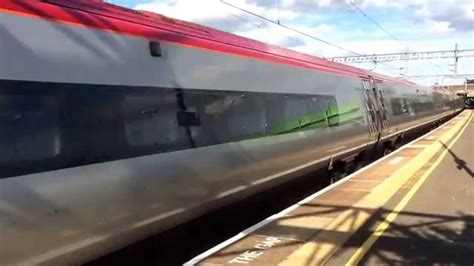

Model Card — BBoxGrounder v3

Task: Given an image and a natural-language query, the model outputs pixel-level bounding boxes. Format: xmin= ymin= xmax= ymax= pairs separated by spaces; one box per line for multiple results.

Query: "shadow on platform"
xmin=439 ymin=141 xmax=473 ymax=178
xmin=212 ymin=203 xmax=474 ymax=265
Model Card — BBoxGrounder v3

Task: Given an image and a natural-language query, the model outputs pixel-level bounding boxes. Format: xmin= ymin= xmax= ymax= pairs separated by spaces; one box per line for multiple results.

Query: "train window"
xmin=390 ymin=98 xmax=415 ymax=116
xmin=412 ymin=98 xmax=435 ymax=113
xmin=375 ymin=83 xmax=386 ymax=107
xmin=0 ymin=95 xmax=60 ymax=161
xmin=270 ymin=94 xmax=340 ymax=133
xmin=0 ymin=93 xmax=61 ymax=176
xmin=390 ymin=98 xmax=402 ymax=115
xmin=361 ymin=80 xmax=377 ymax=127
xmin=324 ymin=96 xmax=340 ymax=126
xmin=363 ymin=89 xmax=376 ymax=124
xmin=0 ymin=80 xmax=348 ymax=178
xmin=375 ymin=82 xmax=388 ymax=123
xmin=124 ymin=93 xmax=188 ymax=149
xmin=184 ymin=91 xmax=267 ymax=146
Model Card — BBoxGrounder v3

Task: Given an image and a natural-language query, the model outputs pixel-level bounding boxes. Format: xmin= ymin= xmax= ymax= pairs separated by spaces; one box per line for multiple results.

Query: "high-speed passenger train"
xmin=0 ymin=0 xmax=463 ymax=264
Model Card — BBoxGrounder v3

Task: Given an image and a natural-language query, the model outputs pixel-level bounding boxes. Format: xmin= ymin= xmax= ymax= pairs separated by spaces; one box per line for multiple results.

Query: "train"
xmin=465 ymin=92 xmax=474 ymax=108
xmin=0 ymin=0 xmax=464 ymax=264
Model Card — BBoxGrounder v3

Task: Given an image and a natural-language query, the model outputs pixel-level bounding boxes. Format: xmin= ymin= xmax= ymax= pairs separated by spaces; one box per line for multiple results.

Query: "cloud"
xmin=243 ymin=0 xmax=473 ymax=32
xmin=278 ymin=36 xmax=306 ymax=47
xmin=135 ymin=0 xmax=247 ymax=32
xmin=132 ymin=0 xmax=473 ymax=85
xmin=135 ymin=0 xmax=300 ymax=32
xmin=242 ymin=0 xmax=344 ymax=14
xmin=416 ymin=0 xmax=474 ymax=32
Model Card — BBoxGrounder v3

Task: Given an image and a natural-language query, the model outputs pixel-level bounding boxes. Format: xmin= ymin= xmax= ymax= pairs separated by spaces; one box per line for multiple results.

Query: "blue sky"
xmin=112 ymin=0 xmax=473 ymax=84
xmin=110 ymin=0 xmax=152 ymax=7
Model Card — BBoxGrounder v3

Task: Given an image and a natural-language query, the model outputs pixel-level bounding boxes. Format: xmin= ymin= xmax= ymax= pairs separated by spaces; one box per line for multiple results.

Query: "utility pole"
xmin=454 ymin=43 xmax=459 ymax=76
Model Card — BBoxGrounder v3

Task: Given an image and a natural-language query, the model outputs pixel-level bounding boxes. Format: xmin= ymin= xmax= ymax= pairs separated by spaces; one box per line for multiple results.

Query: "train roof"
xmin=2 ymin=0 xmax=416 ymax=87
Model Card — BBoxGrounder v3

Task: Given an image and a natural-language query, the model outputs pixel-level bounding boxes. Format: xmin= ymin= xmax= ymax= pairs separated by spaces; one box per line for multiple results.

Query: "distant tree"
xmin=467 ymin=79 xmax=474 ymax=84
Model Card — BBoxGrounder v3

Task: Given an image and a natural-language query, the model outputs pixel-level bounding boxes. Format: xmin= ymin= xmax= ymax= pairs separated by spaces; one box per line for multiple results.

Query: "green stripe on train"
xmin=272 ymin=101 xmax=363 ymax=134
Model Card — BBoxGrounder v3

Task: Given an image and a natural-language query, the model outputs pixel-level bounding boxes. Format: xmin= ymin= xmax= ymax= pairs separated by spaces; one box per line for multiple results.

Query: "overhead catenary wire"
xmin=219 ymin=0 xmax=401 ymax=72
xmin=220 ymin=0 xmax=362 ymax=56
xmin=337 ymin=2 xmax=470 ymax=77
xmin=347 ymin=1 xmax=419 ymax=74
xmin=348 ymin=1 xmax=401 ymax=43
xmin=348 ymin=1 xmax=408 ymax=73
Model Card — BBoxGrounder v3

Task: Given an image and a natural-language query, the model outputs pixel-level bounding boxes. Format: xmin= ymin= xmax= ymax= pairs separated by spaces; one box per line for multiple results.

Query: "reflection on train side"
xmin=1 ymin=81 xmax=358 ymax=178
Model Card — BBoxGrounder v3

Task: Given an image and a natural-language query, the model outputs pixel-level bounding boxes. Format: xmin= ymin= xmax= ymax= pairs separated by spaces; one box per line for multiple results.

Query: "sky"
xmin=111 ymin=0 xmax=473 ymax=85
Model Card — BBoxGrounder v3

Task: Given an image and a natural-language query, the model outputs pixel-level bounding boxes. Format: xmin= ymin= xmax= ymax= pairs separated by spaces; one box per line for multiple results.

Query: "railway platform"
xmin=185 ymin=110 xmax=474 ymax=265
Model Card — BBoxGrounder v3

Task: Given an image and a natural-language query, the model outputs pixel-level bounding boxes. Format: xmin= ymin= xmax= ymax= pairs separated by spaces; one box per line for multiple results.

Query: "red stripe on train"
xmin=0 ymin=0 xmax=413 ymax=86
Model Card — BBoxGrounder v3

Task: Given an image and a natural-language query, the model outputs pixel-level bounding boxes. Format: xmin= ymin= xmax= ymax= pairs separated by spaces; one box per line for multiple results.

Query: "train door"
xmin=374 ymin=81 xmax=389 ymax=136
xmin=362 ymin=78 xmax=388 ymax=141
xmin=362 ymin=79 xmax=379 ymax=141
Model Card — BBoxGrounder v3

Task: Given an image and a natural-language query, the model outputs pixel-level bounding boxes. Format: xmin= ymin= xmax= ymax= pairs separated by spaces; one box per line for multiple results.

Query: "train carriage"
xmin=0 ymin=0 xmax=463 ymax=264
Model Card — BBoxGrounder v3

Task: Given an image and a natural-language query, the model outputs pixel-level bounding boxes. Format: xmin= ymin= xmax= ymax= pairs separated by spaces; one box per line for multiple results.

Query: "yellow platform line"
xmin=279 ymin=111 xmax=471 ymax=266
xmin=346 ymin=111 xmax=472 ymax=265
